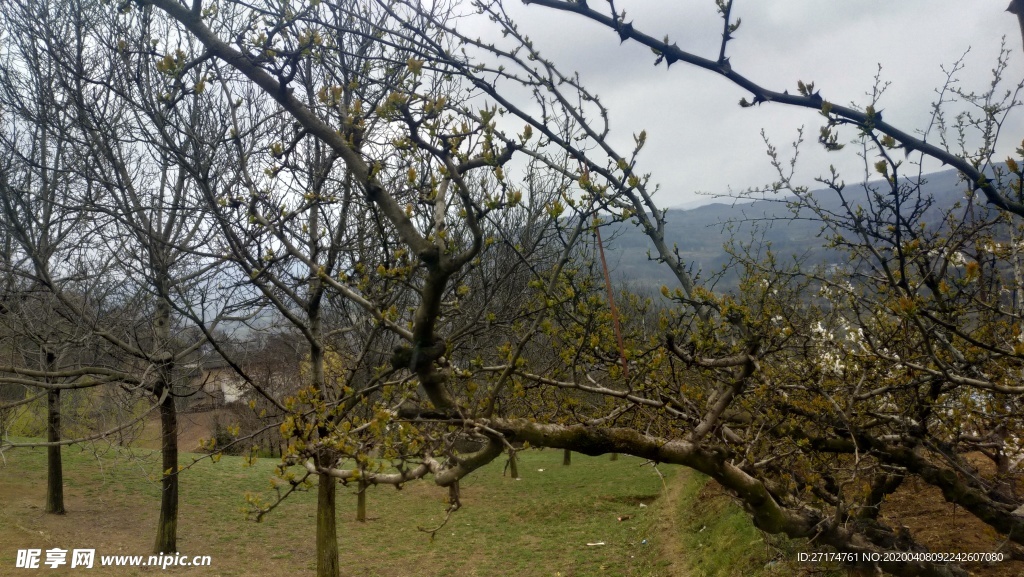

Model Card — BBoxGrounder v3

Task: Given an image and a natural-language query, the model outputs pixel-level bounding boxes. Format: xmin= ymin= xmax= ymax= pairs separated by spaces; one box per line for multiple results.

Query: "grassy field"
xmin=670 ymin=472 xmax=818 ymax=577
xmin=0 ymin=441 xmax=696 ymax=576
xmin=2 ymin=446 xmax=1012 ymax=577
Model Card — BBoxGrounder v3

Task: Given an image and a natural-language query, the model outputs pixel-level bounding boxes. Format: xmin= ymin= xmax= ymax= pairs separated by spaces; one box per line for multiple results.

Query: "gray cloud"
xmin=496 ymin=1 xmax=1023 ymax=206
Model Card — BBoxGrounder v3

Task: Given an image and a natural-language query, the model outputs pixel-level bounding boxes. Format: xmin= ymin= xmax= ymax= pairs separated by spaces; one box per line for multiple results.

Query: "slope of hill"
xmin=601 ymin=167 xmax=996 ymax=291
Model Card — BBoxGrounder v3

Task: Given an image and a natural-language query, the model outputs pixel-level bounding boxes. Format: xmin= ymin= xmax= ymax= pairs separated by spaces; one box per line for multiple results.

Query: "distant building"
xmin=182 ymin=358 xmax=246 ymax=411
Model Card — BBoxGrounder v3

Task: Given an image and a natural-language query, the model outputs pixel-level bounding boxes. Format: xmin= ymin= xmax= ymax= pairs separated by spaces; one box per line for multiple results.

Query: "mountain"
xmin=599 ymin=166 xmax=999 ymax=292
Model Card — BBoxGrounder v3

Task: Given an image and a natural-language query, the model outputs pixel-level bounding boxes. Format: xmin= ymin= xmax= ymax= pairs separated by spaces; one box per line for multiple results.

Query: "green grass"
xmin=674 ymin=471 xmax=771 ymax=577
xmin=2 ymin=438 xmax=831 ymax=577
xmin=0 ymin=441 xmax=678 ymax=576
xmin=672 ymin=472 xmax=840 ymax=577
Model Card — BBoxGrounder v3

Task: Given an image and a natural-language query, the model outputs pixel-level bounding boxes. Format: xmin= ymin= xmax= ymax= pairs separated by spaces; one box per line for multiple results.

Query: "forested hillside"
xmin=604 ymin=167 xmax=994 ymax=290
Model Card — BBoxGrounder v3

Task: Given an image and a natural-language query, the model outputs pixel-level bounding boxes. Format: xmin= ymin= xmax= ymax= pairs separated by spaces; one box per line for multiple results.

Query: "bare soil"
xmin=881 ymin=477 xmax=1023 ymax=577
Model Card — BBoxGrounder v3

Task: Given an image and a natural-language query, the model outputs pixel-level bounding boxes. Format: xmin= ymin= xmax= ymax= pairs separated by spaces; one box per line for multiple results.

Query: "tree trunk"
xmin=356 ymin=478 xmax=367 ymax=522
xmin=610 ymin=452 xmax=619 ymax=461
xmin=563 ymin=448 xmax=571 ymax=466
xmin=448 ymin=481 xmax=461 ymax=509
xmin=44 ymin=387 xmax=64 ymax=514
xmin=151 ymin=289 xmax=179 ymax=554
xmin=508 ymin=448 xmax=519 ymax=479
xmin=317 ymin=473 xmax=339 ymax=577
xmin=153 ymin=391 xmax=178 ymax=553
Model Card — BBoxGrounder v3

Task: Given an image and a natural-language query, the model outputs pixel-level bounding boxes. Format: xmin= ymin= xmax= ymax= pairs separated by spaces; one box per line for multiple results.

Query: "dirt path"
xmin=654 ymin=469 xmax=691 ymax=577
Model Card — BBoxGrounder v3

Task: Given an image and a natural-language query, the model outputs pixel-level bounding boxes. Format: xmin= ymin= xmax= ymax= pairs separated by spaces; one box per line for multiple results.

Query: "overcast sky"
xmin=491 ymin=1 xmax=1024 ymax=207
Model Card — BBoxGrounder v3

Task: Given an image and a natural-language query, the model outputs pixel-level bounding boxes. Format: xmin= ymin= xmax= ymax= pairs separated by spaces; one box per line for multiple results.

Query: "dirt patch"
xmin=882 ymin=477 xmax=1024 ymax=577
xmin=0 ymin=476 xmax=165 ymax=576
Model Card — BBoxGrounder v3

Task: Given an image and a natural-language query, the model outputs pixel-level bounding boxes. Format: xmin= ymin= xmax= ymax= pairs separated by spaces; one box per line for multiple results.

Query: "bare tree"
xmin=1 ymin=0 xmax=239 ymax=554
xmin=0 ymin=2 xmax=100 ymax=513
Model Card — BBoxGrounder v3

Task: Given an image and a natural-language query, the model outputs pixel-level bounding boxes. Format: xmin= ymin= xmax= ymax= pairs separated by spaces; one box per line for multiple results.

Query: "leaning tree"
xmin=432 ymin=2 xmax=1024 ymax=576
